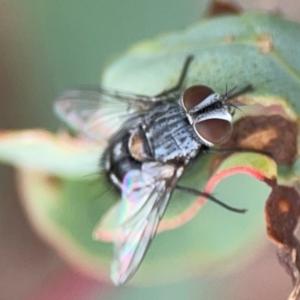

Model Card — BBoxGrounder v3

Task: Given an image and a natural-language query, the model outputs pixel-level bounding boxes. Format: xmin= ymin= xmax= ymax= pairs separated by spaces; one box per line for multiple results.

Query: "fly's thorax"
xmin=181 ymin=85 xmax=233 ymax=147
xmin=138 ymin=102 xmax=202 ymax=163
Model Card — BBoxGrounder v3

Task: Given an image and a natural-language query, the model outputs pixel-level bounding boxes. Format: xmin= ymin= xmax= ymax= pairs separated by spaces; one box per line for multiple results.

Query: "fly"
xmin=54 ymin=55 xmax=256 ymax=286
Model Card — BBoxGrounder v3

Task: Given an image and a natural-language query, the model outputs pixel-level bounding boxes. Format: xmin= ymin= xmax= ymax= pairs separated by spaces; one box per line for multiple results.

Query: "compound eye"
xmin=182 ymin=85 xmax=215 ymax=111
xmin=195 ymin=119 xmax=232 ymax=145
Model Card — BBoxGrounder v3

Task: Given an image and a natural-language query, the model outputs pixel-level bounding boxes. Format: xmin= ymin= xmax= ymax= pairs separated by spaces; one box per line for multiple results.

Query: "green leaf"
xmin=0 ymin=130 xmax=101 ymax=178
xmin=102 ymin=13 xmax=300 ymax=115
xmin=8 ymin=12 xmax=300 ymax=285
xmin=1 ymin=14 xmax=299 ymax=178
xmin=95 ymin=153 xmax=276 ymax=242
xmin=18 ymin=152 xmax=274 ymax=285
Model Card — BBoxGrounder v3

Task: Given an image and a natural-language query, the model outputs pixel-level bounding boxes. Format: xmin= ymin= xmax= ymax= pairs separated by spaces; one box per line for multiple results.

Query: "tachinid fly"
xmin=54 ymin=56 xmax=250 ymax=286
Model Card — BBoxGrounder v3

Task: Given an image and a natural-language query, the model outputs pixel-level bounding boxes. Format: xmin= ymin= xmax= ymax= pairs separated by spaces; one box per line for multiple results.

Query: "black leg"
xmin=155 ymin=55 xmax=194 ymax=98
xmin=176 ymin=184 xmax=247 ymax=213
xmin=87 ymin=55 xmax=194 ymax=106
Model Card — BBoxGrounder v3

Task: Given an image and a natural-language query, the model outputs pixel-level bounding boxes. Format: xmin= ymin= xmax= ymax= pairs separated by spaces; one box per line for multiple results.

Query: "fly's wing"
xmin=54 ymin=90 xmax=127 ymax=141
xmin=111 ymin=162 xmax=183 ymax=285
xmin=54 ymin=89 xmax=158 ymax=141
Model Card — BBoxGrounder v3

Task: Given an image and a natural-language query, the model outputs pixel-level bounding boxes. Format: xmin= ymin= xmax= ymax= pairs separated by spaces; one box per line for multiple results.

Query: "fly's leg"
xmin=176 ymin=184 xmax=247 ymax=213
xmin=180 ymin=147 xmax=273 ymax=214
xmin=154 ymin=55 xmax=194 ymax=99
xmin=92 ymin=55 xmax=194 ymax=107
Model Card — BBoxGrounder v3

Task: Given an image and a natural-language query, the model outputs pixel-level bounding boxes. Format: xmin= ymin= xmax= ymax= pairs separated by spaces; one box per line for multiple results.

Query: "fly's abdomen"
xmin=103 ymin=129 xmax=141 ymax=189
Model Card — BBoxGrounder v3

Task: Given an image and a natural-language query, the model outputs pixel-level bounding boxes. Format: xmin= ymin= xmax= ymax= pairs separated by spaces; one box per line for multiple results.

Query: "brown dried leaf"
xmin=222 ymin=115 xmax=298 ymax=165
xmin=265 ymin=185 xmax=300 ymax=300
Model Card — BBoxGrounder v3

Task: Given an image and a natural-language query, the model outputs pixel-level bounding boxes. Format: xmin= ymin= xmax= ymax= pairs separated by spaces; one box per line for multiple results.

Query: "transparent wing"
xmin=54 ymin=90 xmax=128 ymax=141
xmin=111 ymin=162 xmax=181 ymax=285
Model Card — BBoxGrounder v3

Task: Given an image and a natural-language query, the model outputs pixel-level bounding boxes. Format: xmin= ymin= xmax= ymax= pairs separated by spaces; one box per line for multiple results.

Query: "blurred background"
xmin=0 ymin=1 xmax=299 ymax=299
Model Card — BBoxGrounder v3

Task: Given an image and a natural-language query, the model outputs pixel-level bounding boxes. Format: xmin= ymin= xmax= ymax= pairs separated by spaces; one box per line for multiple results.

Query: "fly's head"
xmin=181 ymin=85 xmax=236 ymax=147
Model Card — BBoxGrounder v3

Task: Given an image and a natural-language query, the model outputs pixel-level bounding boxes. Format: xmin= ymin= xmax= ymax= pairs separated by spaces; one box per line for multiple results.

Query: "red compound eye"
xmin=195 ymin=119 xmax=232 ymax=145
xmin=182 ymin=85 xmax=215 ymax=111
